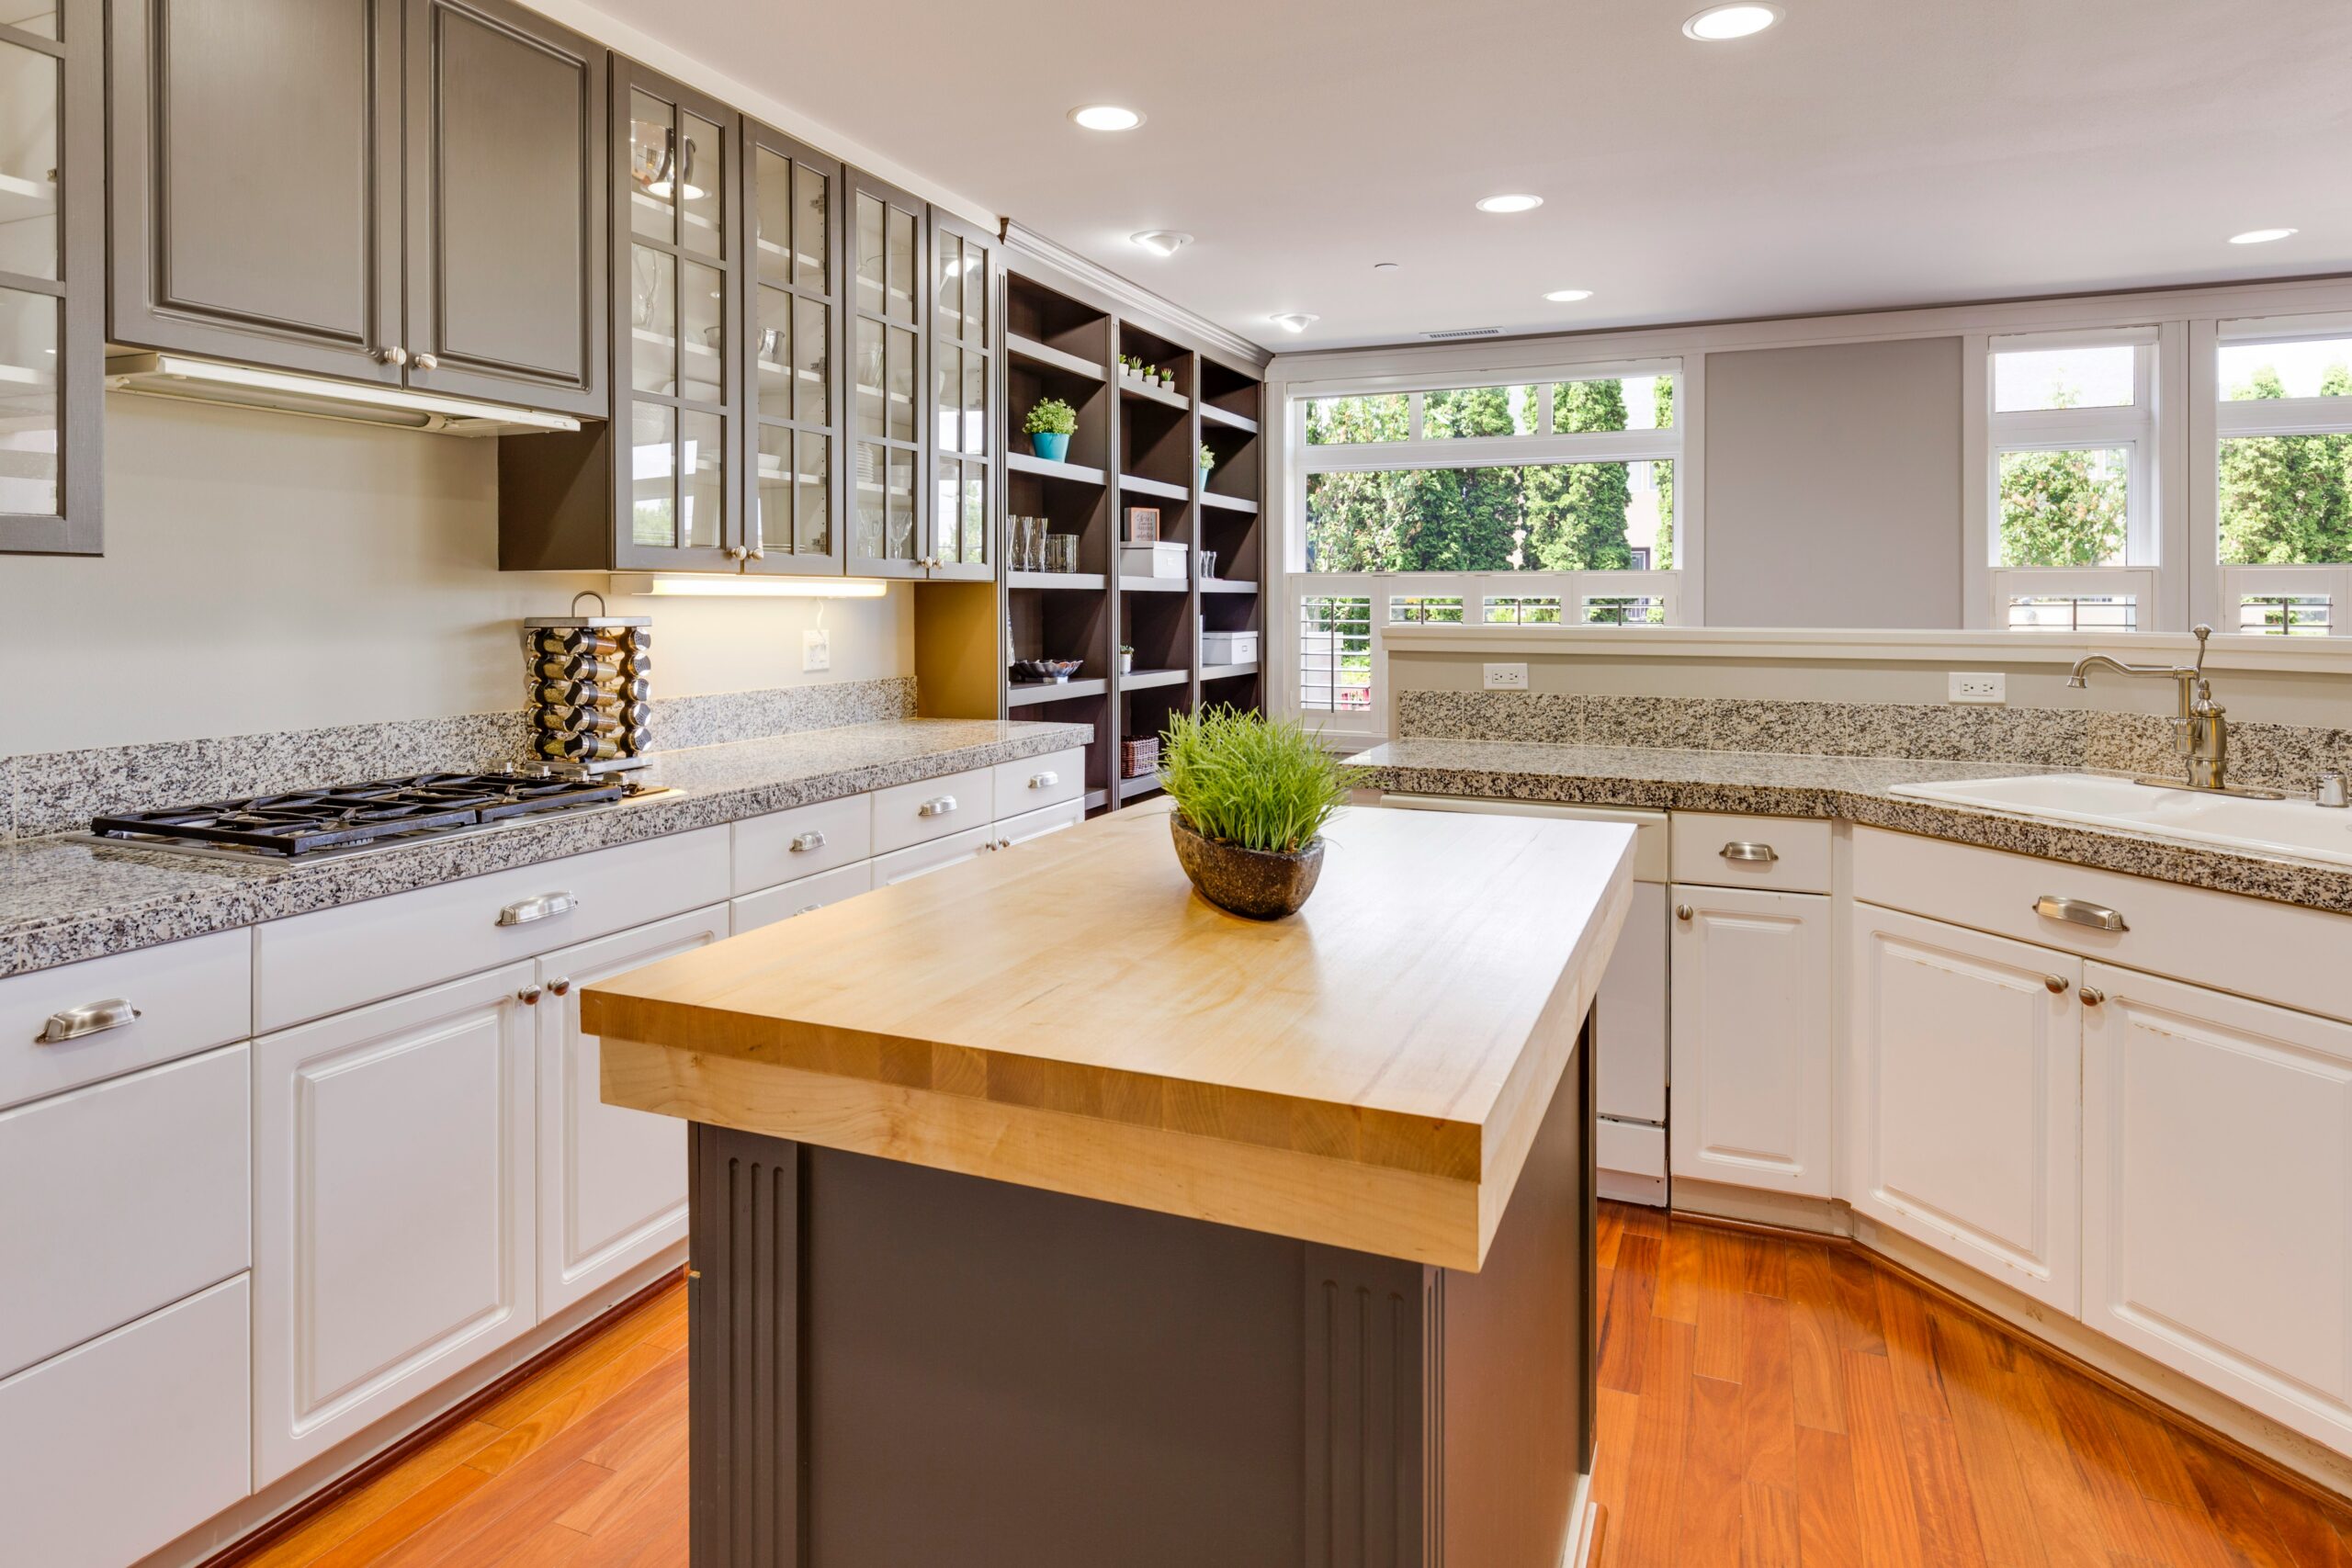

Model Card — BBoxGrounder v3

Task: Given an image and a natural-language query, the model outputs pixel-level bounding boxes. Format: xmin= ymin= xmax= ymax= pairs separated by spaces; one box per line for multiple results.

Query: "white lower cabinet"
xmin=1668 ymin=885 xmax=1831 ymax=1196
xmin=992 ymin=796 xmax=1086 ymax=849
xmin=536 ymin=908 xmax=724 ymax=1319
xmin=253 ymin=963 xmax=537 ymax=1485
xmin=730 ymin=861 xmax=877 ymax=934
xmin=873 ymin=823 xmax=997 ymax=885
xmin=1849 ymin=906 xmax=2082 ymax=1313
xmin=0 ymin=1275 xmax=251 ymax=1568
xmin=2082 ymin=964 xmax=2352 ymax=1453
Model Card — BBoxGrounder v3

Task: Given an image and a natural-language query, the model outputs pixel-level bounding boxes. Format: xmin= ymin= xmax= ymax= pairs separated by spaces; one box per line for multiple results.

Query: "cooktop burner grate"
xmin=90 ymin=772 xmax=628 ymax=856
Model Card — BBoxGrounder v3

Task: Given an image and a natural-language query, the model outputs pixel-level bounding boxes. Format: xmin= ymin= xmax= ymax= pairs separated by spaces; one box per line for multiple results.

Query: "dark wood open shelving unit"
xmin=913 ymin=238 xmax=1268 ymax=815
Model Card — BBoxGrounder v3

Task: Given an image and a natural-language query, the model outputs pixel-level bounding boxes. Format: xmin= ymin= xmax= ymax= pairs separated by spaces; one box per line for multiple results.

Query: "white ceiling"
xmin=590 ymin=0 xmax=2352 ymax=352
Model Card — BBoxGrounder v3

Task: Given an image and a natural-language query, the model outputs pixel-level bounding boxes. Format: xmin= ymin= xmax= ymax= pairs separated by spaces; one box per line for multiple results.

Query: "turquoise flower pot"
xmin=1032 ymin=431 xmax=1070 ymax=462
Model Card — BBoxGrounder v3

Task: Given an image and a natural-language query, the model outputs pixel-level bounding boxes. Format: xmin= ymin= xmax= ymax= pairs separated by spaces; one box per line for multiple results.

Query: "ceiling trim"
xmin=1001 ymin=220 xmax=1272 ymax=371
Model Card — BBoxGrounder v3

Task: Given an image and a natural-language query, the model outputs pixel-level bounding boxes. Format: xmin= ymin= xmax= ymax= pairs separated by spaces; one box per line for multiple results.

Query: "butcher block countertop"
xmin=585 ymin=799 xmax=1634 ymax=1269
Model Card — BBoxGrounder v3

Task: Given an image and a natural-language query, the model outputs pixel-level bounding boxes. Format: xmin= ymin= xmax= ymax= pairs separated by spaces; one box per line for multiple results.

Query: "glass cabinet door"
xmin=743 ymin=123 xmax=842 ymax=575
xmin=0 ymin=0 xmax=97 ymax=555
xmin=614 ymin=65 xmax=740 ymax=570
xmin=926 ymin=213 xmax=994 ymax=581
xmin=844 ymin=168 xmax=927 ymax=579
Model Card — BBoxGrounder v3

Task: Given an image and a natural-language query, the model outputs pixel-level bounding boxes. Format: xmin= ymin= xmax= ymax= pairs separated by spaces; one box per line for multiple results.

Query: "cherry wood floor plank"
xmin=1899 ymin=1410 xmax=1992 ymax=1568
xmin=499 ymin=1520 xmax=594 ymax=1568
xmin=1795 ymin=1425 xmax=1866 ymax=1568
xmin=2169 ymin=1433 xmax=2301 ymax=1568
xmin=1784 ymin=1242 xmax=1849 ymax=1435
xmin=1600 ymin=1234 xmax=1661 ymax=1394
xmin=2240 ymin=1463 xmax=2352 ymax=1568
xmin=2027 ymin=1355 xmax=2192 ymax=1568
xmin=1742 ymin=1292 xmax=1799 ymax=1494
xmin=305 ymin=1463 xmax=493 ymax=1568
xmin=1657 ymin=1220 xmax=1705 ymax=1327
xmin=1996 ymin=1348 xmax=2125 ymax=1568
xmin=1826 ymin=1247 xmax=1888 ymax=1358
xmin=1598 ymin=1201 xmax=1626 ymax=1270
xmin=1592 ymin=1385 xmax=1642 ymax=1552
xmin=370 ymin=1460 xmax=616 ymax=1568
xmin=565 ymin=1377 xmax=692 ymax=1536
xmin=1841 ymin=1348 xmax=1930 ymax=1568
xmin=1924 ymin=1314 xmax=2050 ymax=1568
xmin=572 ymin=1449 xmax=689 ymax=1567
xmin=468 ymin=1333 xmax=685 ymax=1477
xmin=1740 ymin=1481 xmax=1802 ymax=1568
xmin=1678 ymin=1374 xmax=1749 ymax=1562
xmin=1875 ymin=1272 xmax=1952 ymax=1424
xmin=1613 ymin=1315 xmax=1697 ymax=1568
xmin=232 ymin=1418 xmax=508 ymax=1568
xmin=1696 ymin=1227 xmax=1751 ymax=1383
xmin=471 ymin=1288 xmax=685 ymax=1431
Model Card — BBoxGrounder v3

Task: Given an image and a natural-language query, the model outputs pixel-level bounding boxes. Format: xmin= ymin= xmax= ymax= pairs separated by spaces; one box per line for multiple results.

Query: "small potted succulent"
xmin=1118 ymin=643 xmax=1135 ymax=674
xmin=1159 ymin=366 xmax=1177 ymax=393
xmin=1159 ymin=706 xmax=1364 ymax=919
xmin=1023 ymin=397 xmax=1077 ymax=463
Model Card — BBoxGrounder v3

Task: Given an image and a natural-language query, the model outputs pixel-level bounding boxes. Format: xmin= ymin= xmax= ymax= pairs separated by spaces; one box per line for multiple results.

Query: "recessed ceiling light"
xmin=2228 ymin=228 xmax=2298 ymax=245
xmin=1130 ymin=230 xmax=1193 ymax=256
xmin=1682 ymin=3 xmax=1782 ymax=39
xmin=1269 ymin=312 xmax=1319 ymax=333
xmin=1544 ymin=288 xmax=1594 ymax=303
xmin=1069 ymin=104 xmax=1144 ymax=131
xmin=1475 ymin=194 xmax=1544 ymax=214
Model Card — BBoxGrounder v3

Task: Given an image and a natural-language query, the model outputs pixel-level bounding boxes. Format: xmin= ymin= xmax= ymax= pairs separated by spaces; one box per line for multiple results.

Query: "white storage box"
xmin=1118 ymin=541 xmax=1187 ymax=579
xmin=1201 ymin=630 xmax=1259 ymax=663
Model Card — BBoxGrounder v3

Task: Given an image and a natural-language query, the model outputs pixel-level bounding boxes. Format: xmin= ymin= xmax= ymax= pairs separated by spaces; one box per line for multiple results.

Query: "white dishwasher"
xmin=1376 ymin=794 xmax=1670 ymax=1206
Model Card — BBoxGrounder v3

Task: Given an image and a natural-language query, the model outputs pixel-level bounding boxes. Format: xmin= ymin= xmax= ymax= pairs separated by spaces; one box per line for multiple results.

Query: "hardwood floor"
xmin=222 ymin=1207 xmax=2352 ymax=1567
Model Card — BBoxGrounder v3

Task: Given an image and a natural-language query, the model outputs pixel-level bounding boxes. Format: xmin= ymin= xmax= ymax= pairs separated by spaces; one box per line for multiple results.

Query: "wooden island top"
xmin=587 ymin=800 xmax=1633 ymax=1269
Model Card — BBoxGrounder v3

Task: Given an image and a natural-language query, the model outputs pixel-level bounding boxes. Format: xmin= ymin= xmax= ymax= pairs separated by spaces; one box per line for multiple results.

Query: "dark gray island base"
xmin=682 ymin=1017 xmax=1597 ymax=1568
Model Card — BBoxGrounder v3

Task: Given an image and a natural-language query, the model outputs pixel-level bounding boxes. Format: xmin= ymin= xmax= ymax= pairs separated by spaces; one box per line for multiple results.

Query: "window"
xmin=2215 ymin=322 xmax=2352 ymax=634
xmin=1287 ymin=360 xmax=1685 ymax=730
xmin=1986 ymin=332 xmax=2155 ymax=629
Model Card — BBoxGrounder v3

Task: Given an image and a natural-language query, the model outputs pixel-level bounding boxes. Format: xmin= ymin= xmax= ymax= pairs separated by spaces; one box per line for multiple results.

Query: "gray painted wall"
xmin=1703 ymin=337 xmax=1964 ymax=629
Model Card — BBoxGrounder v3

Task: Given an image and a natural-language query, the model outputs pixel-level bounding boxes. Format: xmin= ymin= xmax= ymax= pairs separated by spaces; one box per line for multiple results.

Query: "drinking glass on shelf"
xmin=1016 ymin=516 xmax=1041 ymax=571
xmin=1050 ymin=534 xmax=1079 ymax=573
xmin=1198 ymin=549 xmax=1219 ymax=582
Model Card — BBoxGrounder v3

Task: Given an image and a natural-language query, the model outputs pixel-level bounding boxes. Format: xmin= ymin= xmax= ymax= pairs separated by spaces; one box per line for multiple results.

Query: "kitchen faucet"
xmin=2067 ymin=625 xmax=2269 ymax=795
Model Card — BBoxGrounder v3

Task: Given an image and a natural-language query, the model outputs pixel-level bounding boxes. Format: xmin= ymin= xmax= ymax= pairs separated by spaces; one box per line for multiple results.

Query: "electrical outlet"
xmin=1949 ymin=671 xmax=2005 ymax=705
xmin=1483 ymin=662 xmax=1529 ymax=691
xmin=801 ymin=627 xmax=831 ymax=673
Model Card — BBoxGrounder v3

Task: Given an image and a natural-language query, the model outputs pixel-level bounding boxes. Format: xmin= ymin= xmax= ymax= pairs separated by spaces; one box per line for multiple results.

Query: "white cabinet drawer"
xmin=0 ymin=928 xmax=251 ymax=1111
xmin=1597 ymin=1117 xmax=1667 ymax=1179
xmin=1670 ymin=811 xmax=1833 ymax=894
xmin=1851 ymin=826 xmax=2352 ymax=1021
xmin=992 ymin=748 xmax=1085 ymax=819
xmin=0 ymin=1043 xmax=248 ymax=1380
xmin=0 ymin=1275 xmax=251 ymax=1568
xmin=255 ymin=826 xmax=730 ymax=1031
xmin=871 ymin=766 xmax=992 ymax=856
xmin=873 ymin=824 xmax=996 ymax=886
xmin=731 ymin=793 xmax=873 ymax=895
xmin=992 ymin=796 xmax=1085 ymax=849
xmin=731 ymin=862 xmax=876 ymax=933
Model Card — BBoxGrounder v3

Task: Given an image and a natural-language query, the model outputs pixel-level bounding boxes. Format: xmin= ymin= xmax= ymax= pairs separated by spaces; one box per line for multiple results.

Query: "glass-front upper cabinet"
xmin=0 ymin=0 xmax=97 ymax=554
xmin=611 ymin=62 xmax=741 ymax=570
xmin=743 ymin=121 xmax=842 ymax=575
xmin=926 ymin=211 xmax=994 ymax=581
xmin=844 ymin=167 xmax=928 ymax=580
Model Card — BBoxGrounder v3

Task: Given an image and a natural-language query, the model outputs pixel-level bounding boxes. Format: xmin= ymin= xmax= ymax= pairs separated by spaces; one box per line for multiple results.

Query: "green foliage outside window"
xmin=2219 ymin=363 xmax=2352 ymax=566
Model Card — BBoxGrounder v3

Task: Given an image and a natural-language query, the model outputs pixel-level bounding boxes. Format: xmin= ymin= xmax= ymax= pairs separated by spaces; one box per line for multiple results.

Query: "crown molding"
xmin=999 ymin=220 xmax=1271 ymax=371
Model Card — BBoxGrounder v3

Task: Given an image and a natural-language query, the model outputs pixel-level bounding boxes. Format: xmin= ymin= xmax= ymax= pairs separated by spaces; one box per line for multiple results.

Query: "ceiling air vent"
xmin=1422 ymin=326 xmax=1502 ymax=341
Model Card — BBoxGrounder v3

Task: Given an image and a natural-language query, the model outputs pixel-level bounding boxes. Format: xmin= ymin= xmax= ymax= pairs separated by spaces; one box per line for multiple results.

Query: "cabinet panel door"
xmin=1597 ymin=882 xmax=1668 ymax=1126
xmin=842 ymin=166 xmax=929 ymax=580
xmin=404 ymin=0 xmax=606 ymax=416
xmin=253 ymin=963 xmax=536 ymax=1484
xmin=535 ymin=907 xmax=719 ymax=1316
xmin=1668 ymin=886 xmax=1831 ymax=1196
xmin=2083 ymin=964 xmax=2352 ymax=1453
xmin=109 ymin=0 xmax=403 ymax=379
xmin=1849 ymin=906 xmax=2081 ymax=1313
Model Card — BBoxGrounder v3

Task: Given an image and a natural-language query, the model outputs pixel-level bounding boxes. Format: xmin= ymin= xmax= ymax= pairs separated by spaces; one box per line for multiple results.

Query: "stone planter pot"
xmin=1170 ymin=811 xmax=1325 ymax=919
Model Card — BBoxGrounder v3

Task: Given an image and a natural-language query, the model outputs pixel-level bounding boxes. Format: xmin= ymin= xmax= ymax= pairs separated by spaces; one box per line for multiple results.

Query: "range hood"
xmin=104 ymin=351 xmax=582 ymax=436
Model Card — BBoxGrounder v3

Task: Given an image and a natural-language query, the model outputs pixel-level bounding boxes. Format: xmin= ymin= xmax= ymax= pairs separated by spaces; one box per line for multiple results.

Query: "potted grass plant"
xmin=1023 ymin=397 xmax=1077 ymax=463
xmin=1159 ymin=706 xmax=1364 ymax=919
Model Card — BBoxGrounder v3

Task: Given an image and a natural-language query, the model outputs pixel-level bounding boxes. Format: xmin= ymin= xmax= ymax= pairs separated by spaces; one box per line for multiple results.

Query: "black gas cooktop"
xmin=89 ymin=772 xmax=629 ymax=858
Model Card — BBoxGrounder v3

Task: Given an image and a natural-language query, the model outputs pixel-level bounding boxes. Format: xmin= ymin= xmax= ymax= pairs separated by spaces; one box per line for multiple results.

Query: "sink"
xmin=1888 ymin=773 xmax=2352 ymax=868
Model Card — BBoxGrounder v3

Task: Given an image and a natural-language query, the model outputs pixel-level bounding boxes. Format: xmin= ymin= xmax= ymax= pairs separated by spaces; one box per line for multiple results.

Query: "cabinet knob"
xmin=377 ymin=345 xmax=408 ymax=367
xmin=548 ymin=977 xmax=572 ymax=997
xmin=1675 ymin=904 xmax=1693 ymax=921
xmin=748 ymin=547 xmax=765 ymax=560
xmin=413 ymin=352 xmax=438 ymax=371
xmin=517 ymin=985 xmax=544 ymax=1006
xmin=726 ymin=545 xmax=749 ymax=562
xmin=2081 ymin=986 xmax=2107 ymax=1007
xmin=2044 ymin=974 xmax=2070 ymax=994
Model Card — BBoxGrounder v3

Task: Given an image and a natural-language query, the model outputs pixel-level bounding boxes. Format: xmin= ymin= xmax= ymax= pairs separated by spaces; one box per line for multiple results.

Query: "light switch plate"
xmin=1483 ymin=662 xmax=1530 ymax=691
xmin=1949 ymin=671 xmax=2005 ymax=704
xmin=802 ymin=627 xmax=831 ymax=672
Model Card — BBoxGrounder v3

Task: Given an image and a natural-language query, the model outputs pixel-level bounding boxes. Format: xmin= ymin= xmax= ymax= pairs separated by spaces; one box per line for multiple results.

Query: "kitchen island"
xmin=584 ymin=799 xmax=1634 ymax=1568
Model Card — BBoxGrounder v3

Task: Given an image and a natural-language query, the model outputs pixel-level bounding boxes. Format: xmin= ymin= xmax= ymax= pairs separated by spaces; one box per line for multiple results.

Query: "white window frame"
xmin=2211 ymin=312 xmax=2352 ymax=636
xmin=1980 ymin=328 xmax=2162 ymax=631
xmin=1283 ymin=357 xmax=1688 ymax=734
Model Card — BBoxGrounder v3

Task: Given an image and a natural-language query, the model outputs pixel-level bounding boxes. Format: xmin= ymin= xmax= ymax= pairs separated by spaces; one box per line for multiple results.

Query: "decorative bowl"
xmin=1011 ymin=658 xmax=1083 ymax=683
xmin=1170 ymin=811 xmax=1325 ymax=920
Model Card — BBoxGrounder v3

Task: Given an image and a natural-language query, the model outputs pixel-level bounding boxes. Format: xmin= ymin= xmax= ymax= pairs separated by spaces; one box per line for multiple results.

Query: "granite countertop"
xmin=1351 ymin=738 xmax=2352 ymax=916
xmin=1 ymin=719 xmax=1090 ymax=979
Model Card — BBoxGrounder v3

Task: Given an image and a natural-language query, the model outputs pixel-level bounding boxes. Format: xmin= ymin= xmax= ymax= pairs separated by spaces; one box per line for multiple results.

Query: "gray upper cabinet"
xmin=403 ymin=0 xmax=605 ymax=416
xmin=0 ymin=0 xmax=102 ymax=555
xmin=109 ymin=0 xmax=605 ymax=413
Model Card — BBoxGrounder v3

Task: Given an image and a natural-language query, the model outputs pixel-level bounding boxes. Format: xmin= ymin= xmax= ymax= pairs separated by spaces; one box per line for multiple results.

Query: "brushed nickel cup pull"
xmin=1720 ymin=841 xmax=1779 ymax=863
xmin=789 ymin=831 xmax=828 ymax=852
xmin=918 ymin=795 xmax=958 ymax=818
xmin=413 ymin=352 xmax=438 ymax=370
xmin=2031 ymin=895 xmax=2126 ymax=932
xmin=37 ymin=998 xmax=141 ymax=1043
xmin=1675 ymin=904 xmax=1694 ymax=921
xmin=2044 ymin=974 xmax=2070 ymax=994
xmin=793 ymin=904 xmax=822 ymax=916
xmin=1028 ymin=771 xmax=1058 ymax=789
xmin=497 ymin=891 xmax=579 ymax=927
xmin=2081 ymin=986 xmax=2107 ymax=1007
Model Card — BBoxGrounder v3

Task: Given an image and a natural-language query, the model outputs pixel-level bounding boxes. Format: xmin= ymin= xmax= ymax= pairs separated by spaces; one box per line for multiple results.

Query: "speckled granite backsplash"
xmin=1392 ymin=690 xmax=2352 ymax=792
xmin=2 ymin=677 xmax=916 ymax=840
